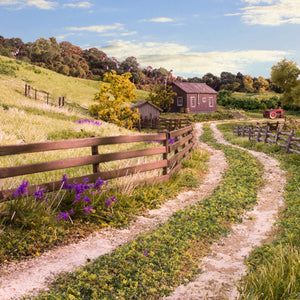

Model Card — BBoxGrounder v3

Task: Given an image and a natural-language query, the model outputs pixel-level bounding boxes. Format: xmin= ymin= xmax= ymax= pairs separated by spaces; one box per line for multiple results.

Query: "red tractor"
xmin=263 ymin=108 xmax=284 ymax=119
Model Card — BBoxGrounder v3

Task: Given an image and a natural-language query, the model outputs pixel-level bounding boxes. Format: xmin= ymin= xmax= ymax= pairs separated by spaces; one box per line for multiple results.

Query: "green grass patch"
xmin=35 ymin=127 xmax=263 ymax=299
xmin=0 ymin=148 xmax=209 ymax=265
xmin=216 ymin=122 xmax=300 ymax=299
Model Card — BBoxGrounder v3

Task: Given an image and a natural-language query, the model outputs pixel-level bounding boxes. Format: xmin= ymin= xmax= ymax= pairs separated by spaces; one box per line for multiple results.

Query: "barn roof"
xmin=173 ymin=82 xmax=217 ymax=94
xmin=130 ymin=100 xmax=163 ymax=112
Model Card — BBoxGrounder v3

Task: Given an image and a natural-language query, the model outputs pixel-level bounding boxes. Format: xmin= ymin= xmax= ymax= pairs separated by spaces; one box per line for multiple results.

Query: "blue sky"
xmin=0 ymin=0 xmax=299 ymax=79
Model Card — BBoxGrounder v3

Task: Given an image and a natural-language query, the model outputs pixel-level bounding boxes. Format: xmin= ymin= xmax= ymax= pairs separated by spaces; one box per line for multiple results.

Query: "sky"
xmin=0 ymin=0 xmax=299 ymax=79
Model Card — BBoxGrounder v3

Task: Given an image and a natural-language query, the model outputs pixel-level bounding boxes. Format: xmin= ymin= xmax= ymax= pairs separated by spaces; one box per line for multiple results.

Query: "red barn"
xmin=170 ymin=82 xmax=217 ymax=113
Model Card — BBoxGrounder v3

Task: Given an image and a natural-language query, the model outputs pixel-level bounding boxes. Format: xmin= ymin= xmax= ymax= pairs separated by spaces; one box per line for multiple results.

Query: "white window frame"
xmin=177 ymin=97 xmax=183 ymax=106
xmin=209 ymin=97 xmax=214 ymax=107
xmin=202 ymin=97 xmax=206 ymax=103
xmin=191 ymin=96 xmax=196 ymax=107
xmin=197 ymin=94 xmax=200 ymax=105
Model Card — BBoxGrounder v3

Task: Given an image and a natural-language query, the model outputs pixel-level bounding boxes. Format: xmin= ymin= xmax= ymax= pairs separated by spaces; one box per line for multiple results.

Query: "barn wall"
xmin=139 ymin=104 xmax=161 ymax=118
xmin=170 ymin=85 xmax=187 ymax=113
xmin=187 ymin=93 xmax=217 ymax=113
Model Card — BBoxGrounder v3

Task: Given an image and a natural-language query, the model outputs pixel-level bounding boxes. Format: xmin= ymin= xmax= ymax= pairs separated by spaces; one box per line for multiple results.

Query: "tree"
xmin=271 ymin=59 xmax=300 ymax=105
xmin=243 ymin=75 xmax=255 ymax=93
xmin=146 ymin=84 xmax=176 ymax=112
xmin=89 ymin=72 xmax=139 ymax=128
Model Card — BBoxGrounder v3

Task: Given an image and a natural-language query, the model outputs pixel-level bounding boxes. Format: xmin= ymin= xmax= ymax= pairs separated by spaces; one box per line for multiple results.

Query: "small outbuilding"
xmin=130 ymin=100 xmax=163 ymax=119
xmin=130 ymin=100 xmax=163 ymax=130
xmin=170 ymin=81 xmax=218 ymax=113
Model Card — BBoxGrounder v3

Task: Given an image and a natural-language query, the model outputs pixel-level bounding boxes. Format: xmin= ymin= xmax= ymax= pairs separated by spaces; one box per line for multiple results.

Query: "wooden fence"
xmin=232 ymin=123 xmax=300 ymax=154
xmin=25 ymin=84 xmax=65 ymax=107
xmin=0 ymin=125 xmax=195 ymax=202
xmin=136 ymin=117 xmax=191 ymax=131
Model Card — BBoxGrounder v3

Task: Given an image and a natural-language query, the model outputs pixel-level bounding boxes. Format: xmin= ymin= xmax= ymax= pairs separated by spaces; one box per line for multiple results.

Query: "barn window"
xmin=209 ymin=97 xmax=213 ymax=107
xmin=191 ymin=97 xmax=196 ymax=107
xmin=202 ymin=97 xmax=206 ymax=103
xmin=177 ymin=97 xmax=183 ymax=106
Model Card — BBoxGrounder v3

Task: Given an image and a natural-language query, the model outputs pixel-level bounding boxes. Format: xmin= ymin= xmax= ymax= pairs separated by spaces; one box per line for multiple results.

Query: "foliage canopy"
xmin=146 ymin=84 xmax=176 ymax=112
xmin=89 ymin=71 xmax=139 ymax=128
xmin=271 ymin=59 xmax=300 ymax=105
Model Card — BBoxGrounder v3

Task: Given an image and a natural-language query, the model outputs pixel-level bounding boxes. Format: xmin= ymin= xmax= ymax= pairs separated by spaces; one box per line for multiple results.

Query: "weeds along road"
xmin=0 ymin=123 xmax=227 ymax=300
xmin=166 ymin=122 xmax=286 ymax=300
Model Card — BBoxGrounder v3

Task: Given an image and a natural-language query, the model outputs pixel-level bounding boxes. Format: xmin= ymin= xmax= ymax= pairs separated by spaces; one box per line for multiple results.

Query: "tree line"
xmin=0 ymin=35 xmax=282 ymax=93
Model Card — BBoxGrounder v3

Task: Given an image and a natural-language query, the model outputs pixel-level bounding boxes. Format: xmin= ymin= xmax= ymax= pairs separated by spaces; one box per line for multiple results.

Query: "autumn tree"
xmin=271 ymin=59 xmax=300 ymax=105
xmin=243 ymin=75 xmax=255 ymax=93
xmin=89 ymin=72 xmax=139 ymax=128
xmin=146 ymin=84 xmax=176 ymax=112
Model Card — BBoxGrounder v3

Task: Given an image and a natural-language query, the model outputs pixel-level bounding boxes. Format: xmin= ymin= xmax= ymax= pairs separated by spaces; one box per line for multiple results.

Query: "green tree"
xmin=146 ymin=84 xmax=176 ymax=112
xmin=271 ymin=59 xmax=300 ymax=105
xmin=89 ymin=72 xmax=139 ymax=128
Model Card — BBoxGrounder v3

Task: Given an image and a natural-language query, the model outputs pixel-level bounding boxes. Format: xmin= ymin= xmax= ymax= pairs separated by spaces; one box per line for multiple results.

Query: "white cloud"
xmin=0 ymin=0 xmax=57 ymax=9
xmin=140 ymin=17 xmax=175 ymax=23
xmin=66 ymin=23 xmax=124 ymax=33
xmin=101 ymin=39 xmax=289 ymax=76
xmin=229 ymin=0 xmax=300 ymax=26
xmin=63 ymin=1 xmax=92 ymax=8
xmin=148 ymin=17 xmax=174 ymax=23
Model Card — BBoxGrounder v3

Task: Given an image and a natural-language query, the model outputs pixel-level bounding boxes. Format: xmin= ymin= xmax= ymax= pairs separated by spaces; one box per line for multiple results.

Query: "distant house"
xmin=170 ymin=82 xmax=217 ymax=113
xmin=130 ymin=100 xmax=163 ymax=119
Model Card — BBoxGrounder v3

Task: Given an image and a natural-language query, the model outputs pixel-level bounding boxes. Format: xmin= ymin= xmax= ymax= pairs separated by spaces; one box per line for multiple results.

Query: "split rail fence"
xmin=0 ymin=124 xmax=195 ymax=202
xmin=137 ymin=117 xmax=191 ymax=131
xmin=232 ymin=122 xmax=300 ymax=155
xmin=24 ymin=84 xmax=65 ymax=107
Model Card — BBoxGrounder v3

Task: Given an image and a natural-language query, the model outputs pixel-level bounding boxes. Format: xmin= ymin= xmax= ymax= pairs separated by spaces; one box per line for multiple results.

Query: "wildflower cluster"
xmin=13 ymin=174 xmax=115 ymax=223
xmin=13 ymin=180 xmax=29 ymax=197
xmin=76 ymin=118 xmax=102 ymax=126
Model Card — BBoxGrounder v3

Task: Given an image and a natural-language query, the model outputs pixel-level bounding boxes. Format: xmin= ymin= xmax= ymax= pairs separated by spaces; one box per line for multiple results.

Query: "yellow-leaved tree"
xmin=90 ymin=71 xmax=139 ymax=129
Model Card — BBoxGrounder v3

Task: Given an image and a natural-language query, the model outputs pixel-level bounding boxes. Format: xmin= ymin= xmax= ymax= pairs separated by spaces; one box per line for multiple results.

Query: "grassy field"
xmin=217 ymin=123 xmax=300 ymax=299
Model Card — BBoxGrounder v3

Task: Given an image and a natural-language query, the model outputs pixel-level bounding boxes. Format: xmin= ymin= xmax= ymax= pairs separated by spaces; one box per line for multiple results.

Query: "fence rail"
xmin=0 ymin=125 xmax=195 ymax=202
xmin=232 ymin=123 xmax=300 ymax=155
xmin=24 ymin=84 xmax=65 ymax=107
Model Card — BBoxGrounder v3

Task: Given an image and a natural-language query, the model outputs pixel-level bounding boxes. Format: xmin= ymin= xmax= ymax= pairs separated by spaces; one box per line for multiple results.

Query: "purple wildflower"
xmin=104 ymin=198 xmax=112 ymax=207
xmin=56 ymin=212 xmax=69 ymax=221
xmin=169 ymin=138 xmax=175 ymax=144
xmin=45 ymin=195 xmax=50 ymax=203
xmin=143 ymin=251 xmax=148 ymax=257
xmin=69 ymin=209 xmax=74 ymax=215
xmin=105 ymin=196 xmax=117 ymax=207
xmin=94 ymin=177 xmax=104 ymax=191
xmin=33 ymin=188 xmax=45 ymax=201
xmin=75 ymin=119 xmax=102 ymax=126
xmin=61 ymin=174 xmax=71 ymax=190
xmin=83 ymin=206 xmax=93 ymax=215
xmin=83 ymin=195 xmax=91 ymax=203
xmin=14 ymin=180 xmax=29 ymax=197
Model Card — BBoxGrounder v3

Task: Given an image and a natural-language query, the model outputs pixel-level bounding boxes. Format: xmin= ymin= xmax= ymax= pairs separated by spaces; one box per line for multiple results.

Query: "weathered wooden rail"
xmin=136 ymin=117 xmax=191 ymax=131
xmin=232 ymin=123 xmax=300 ymax=154
xmin=25 ymin=84 xmax=65 ymax=107
xmin=0 ymin=125 xmax=195 ymax=202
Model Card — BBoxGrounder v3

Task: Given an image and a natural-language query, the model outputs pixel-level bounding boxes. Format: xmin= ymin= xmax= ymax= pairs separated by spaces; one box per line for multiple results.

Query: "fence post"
xmin=59 ymin=97 xmax=61 ymax=107
xmin=257 ymin=126 xmax=262 ymax=142
xmin=286 ymin=129 xmax=294 ymax=153
xmin=91 ymin=142 xmax=99 ymax=173
xmin=47 ymin=93 xmax=49 ymax=104
xmin=28 ymin=85 xmax=31 ymax=97
xmin=163 ymin=131 xmax=169 ymax=176
xmin=264 ymin=124 xmax=269 ymax=143
xmin=248 ymin=125 xmax=253 ymax=141
xmin=25 ymin=84 xmax=28 ymax=97
xmin=242 ymin=123 xmax=246 ymax=137
xmin=34 ymin=88 xmax=37 ymax=100
xmin=62 ymin=97 xmax=65 ymax=106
